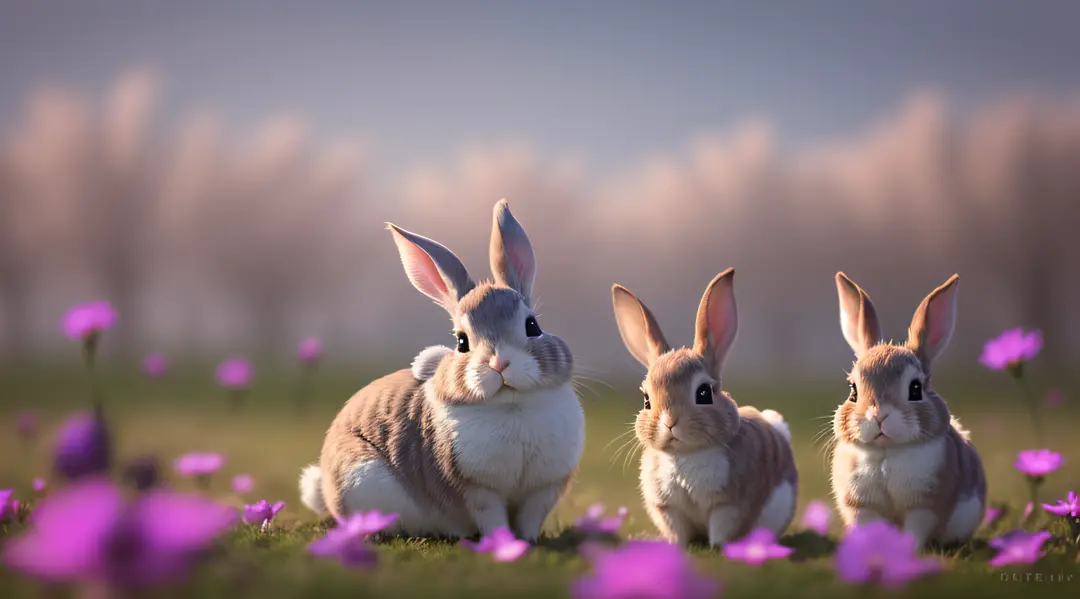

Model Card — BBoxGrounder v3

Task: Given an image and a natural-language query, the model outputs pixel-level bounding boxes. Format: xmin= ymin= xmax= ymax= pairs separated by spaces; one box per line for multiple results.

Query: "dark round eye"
xmin=695 ymin=383 xmax=714 ymax=405
xmin=908 ymin=380 xmax=922 ymax=402
xmin=848 ymin=381 xmax=857 ymax=403
xmin=455 ymin=331 xmax=470 ymax=353
xmin=525 ymin=315 xmax=543 ymax=338
xmin=642 ymin=392 xmax=651 ymax=411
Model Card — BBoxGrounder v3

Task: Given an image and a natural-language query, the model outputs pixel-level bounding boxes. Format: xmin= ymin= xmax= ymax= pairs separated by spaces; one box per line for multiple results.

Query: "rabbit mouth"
xmin=870 ymin=432 xmax=893 ymax=446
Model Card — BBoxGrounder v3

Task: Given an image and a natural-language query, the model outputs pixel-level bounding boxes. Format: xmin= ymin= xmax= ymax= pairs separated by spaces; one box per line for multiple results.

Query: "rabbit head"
xmin=833 ymin=272 xmax=959 ymax=447
xmin=612 ymin=269 xmax=741 ymax=453
xmin=387 ymin=200 xmax=573 ymax=401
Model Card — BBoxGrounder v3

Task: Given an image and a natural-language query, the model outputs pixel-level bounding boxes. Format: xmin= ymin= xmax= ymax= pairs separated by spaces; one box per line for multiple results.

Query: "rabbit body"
xmin=611 ymin=270 xmax=799 ymax=547
xmin=829 ymin=273 xmax=986 ymax=547
xmin=300 ymin=201 xmax=584 ymax=541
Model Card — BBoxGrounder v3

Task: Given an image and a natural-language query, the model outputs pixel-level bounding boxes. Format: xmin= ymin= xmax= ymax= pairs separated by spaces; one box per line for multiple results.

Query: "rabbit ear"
xmin=490 ymin=199 xmax=537 ymax=305
xmin=387 ymin=223 xmax=475 ymax=312
xmin=612 ymin=284 xmax=670 ymax=368
xmin=835 ymin=272 xmax=881 ymax=358
xmin=692 ymin=269 xmax=738 ymax=378
xmin=907 ymin=274 xmax=959 ymax=368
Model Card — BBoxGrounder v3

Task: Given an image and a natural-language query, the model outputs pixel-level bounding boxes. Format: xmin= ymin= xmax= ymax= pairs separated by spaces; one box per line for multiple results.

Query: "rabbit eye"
xmin=695 ymin=383 xmax=714 ymax=405
xmin=848 ymin=381 xmax=857 ymax=403
xmin=525 ymin=315 xmax=543 ymax=338
xmin=642 ymin=391 xmax=651 ymax=410
xmin=908 ymin=380 xmax=922 ymax=402
xmin=454 ymin=331 xmax=470 ymax=353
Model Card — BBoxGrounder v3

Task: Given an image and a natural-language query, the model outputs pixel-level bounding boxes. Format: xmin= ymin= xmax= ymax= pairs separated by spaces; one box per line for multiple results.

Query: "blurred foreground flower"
xmin=243 ymin=500 xmax=285 ymax=528
xmin=216 ymin=358 xmax=253 ymax=411
xmin=988 ymin=530 xmax=1052 ymax=567
xmin=53 ymin=411 xmax=112 ymax=481
xmin=0 ymin=489 xmax=14 ymax=521
xmin=1015 ymin=449 xmax=1063 ymax=511
xmin=981 ymin=328 xmax=1045 ymax=443
xmin=575 ymin=503 xmax=628 ymax=536
xmin=143 ymin=353 xmax=168 ymax=378
xmin=1 ymin=478 xmax=236 ymax=589
xmin=461 ymin=526 xmax=529 ymax=562
xmin=32 ymin=478 xmax=47 ymax=494
xmin=835 ymin=521 xmax=941 ymax=588
xmin=722 ymin=528 xmax=793 ymax=565
xmin=16 ymin=411 xmax=38 ymax=444
xmin=232 ymin=474 xmax=254 ymax=494
xmin=801 ymin=500 xmax=832 ymax=535
xmin=307 ymin=510 xmax=398 ymax=568
xmin=571 ymin=540 xmax=721 ymax=599
xmin=174 ymin=453 xmax=225 ymax=489
xmin=981 ymin=506 xmax=1003 ymax=529
xmin=1043 ymin=491 xmax=1078 ymax=518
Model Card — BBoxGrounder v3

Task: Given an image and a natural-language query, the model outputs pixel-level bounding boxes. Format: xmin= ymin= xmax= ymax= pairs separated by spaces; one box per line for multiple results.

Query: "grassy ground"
xmin=1 ymin=363 xmax=1078 ymax=598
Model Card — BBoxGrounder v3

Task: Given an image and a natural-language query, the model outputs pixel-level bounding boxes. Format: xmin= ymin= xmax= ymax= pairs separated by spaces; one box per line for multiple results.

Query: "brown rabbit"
xmin=829 ymin=272 xmax=987 ymax=547
xmin=611 ymin=269 xmax=798 ymax=547
xmin=299 ymin=200 xmax=584 ymax=542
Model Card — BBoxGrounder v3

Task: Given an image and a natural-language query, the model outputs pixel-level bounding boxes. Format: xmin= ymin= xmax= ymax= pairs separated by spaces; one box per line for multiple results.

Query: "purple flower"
xmin=123 ymin=456 xmax=160 ymax=492
xmin=62 ymin=302 xmax=117 ymax=341
xmin=32 ymin=478 xmax=47 ymax=494
xmin=1 ymin=478 xmax=237 ymax=589
xmin=1046 ymin=389 xmax=1064 ymax=406
xmin=461 ymin=526 xmax=530 ymax=562
xmin=989 ymin=530 xmax=1053 ymax=567
xmin=232 ymin=474 xmax=254 ymax=494
xmin=1014 ymin=449 xmax=1063 ymax=477
xmin=981 ymin=506 xmax=1003 ymax=528
xmin=723 ymin=527 xmax=794 ymax=565
xmin=16 ymin=411 xmax=38 ymax=441
xmin=571 ymin=540 xmax=721 ymax=599
xmin=575 ymin=503 xmax=629 ymax=535
xmin=142 ymin=353 xmax=168 ymax=378
xmin=1043 ymin=492 xmax=1078 ymax=518
xmin=53 ymin=411 xmax=112 ymax=481
xmin=298 ymin=337 xmax=323 ymax=364
xmin=801 ymin=500 xmax=832 ymax=535
xmin=307 ymin=510 xmax=398 ymax=568
xmin=835 ymin=521 xmax=941 ymax=588
xmin=174 ymin=453 xmax=225 ymax=478
xmin=215 ymin=358 xmax=253 ymax=390
xmin=979 ymin=328 xmax=1042 ymax=371
xmin=0 ymin=489 xmax=13 ymax=521
xmin=1023 ymin=502 xmax=1034 ymax=520
xmin=242 ymin=500 xmax=285 ymax=526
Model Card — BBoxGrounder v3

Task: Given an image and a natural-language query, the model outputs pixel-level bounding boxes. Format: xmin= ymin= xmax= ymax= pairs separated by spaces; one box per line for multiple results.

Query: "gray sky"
xmin=3 ymin=0 xmax=1079 ymax=176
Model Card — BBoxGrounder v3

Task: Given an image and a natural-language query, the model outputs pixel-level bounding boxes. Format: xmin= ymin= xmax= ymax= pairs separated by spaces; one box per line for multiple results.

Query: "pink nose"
xmin=661 ymin=411 xmax=677 ymax=430
xmin=489 ymin=356 xmax=509 ymax=372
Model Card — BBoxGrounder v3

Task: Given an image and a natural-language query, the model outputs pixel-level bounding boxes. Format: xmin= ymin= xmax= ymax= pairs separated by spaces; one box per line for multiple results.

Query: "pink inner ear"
xmin=927 ymin=307 xmax=948 ymax=347
xmin=395 ymin=236 xmax=450 ymax=303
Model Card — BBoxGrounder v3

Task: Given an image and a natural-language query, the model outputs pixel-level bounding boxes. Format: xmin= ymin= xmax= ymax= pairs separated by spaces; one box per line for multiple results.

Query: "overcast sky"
xmin=3 ymin=0 xmax=1079 ymax=176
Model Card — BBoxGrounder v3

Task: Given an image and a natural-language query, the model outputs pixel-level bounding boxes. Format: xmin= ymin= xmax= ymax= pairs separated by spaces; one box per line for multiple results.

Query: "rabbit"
xmin=611 ymin=269 xmax=798 ymax=547
xmin=299 ymin=200 xmax=585 ymax=542
xmin=829 ymin=272 xmax=987 ymax=548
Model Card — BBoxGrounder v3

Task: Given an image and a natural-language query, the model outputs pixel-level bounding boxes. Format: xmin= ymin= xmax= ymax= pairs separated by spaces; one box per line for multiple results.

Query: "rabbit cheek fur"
xmin=831 ymin=346 xmax=987 ymax=547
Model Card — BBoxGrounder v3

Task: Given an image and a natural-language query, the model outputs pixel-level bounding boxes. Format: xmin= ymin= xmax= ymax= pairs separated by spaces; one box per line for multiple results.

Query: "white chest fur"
xmin=847 ymin=436 xmax=945 ymax=514
xmin=430 ymin=383 xmax=585 ymax=500
xmin=645 ymin=447 xmax=732 ymax=522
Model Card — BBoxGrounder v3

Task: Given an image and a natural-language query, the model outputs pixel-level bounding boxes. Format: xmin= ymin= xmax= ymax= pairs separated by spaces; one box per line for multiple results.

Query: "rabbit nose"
xmin=489 ymin=355 xmax=509 ymax=373
xmin=660 ymin=411 xmax=677 ymax=430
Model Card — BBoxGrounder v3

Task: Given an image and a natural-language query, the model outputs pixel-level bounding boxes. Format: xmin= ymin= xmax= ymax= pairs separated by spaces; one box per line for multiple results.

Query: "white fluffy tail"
xmin=760 ymin=409 xmax=791 ymax=442
xmin=299 ymin=463 xmax=327 ymax=515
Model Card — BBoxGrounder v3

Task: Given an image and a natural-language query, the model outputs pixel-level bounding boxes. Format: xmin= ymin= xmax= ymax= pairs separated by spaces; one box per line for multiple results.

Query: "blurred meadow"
xmin=3 ymin=1 xmax=1080 ymax=597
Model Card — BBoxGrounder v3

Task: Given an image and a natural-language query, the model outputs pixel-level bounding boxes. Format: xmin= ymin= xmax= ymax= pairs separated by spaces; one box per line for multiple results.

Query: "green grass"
xmin=1 ymin=364 xmax=1078 ymax=598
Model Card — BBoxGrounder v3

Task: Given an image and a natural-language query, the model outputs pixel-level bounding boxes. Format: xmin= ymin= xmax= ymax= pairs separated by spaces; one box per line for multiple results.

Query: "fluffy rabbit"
xmin=829 ymin=272 xmax=987 ymax=547
xmin=611 ymin=269 xmax=798 ymax=547
xmin=299 ymin=200 xmax=585 ymax=542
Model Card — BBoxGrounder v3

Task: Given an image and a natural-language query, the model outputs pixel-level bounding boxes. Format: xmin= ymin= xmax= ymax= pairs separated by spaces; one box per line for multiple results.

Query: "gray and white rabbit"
xmin=299 ymin=200 xmax=585 ymax=541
